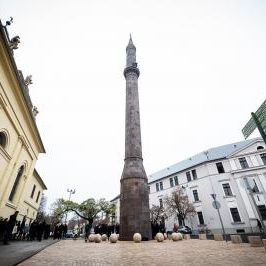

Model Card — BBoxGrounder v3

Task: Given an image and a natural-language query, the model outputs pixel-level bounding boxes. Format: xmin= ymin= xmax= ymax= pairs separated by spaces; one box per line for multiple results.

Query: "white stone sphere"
xmin=109 ymin=234 xmax=118 ymax=243
xmin=156 ymin=232 xmax=164 ymax=242
xmin=172 ymin=233 xmax=179 ymax=241
xmin=94 ymin=234 xmax=102 ymax=243
xmin=88 ymin=234 xmax=95 ymax=242
xmin=176 ymin=232 xmax=183 ymax=240
xmin=133 ymin=233 xmax=142 ymax=243
xmin=101 ymin=234 xmax=108 ymax=241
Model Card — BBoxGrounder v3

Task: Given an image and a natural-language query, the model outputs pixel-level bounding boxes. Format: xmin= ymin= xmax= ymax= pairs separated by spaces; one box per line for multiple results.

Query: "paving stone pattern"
xmin=19 ymin=239 xmax=266 ymax=266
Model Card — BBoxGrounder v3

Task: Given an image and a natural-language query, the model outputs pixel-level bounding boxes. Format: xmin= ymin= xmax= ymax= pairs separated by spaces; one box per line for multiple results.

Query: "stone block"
xmin=230 ymin=234 xmax=242 ymax=244
xmin=262 ymin=239 xmax=266 ymax=251
xmin=199 ymin=233 xmax=207 ymax=240
xmin=248 ymin=236 xmax=263 ymax=247
xmin=214 ymin=234 xmax=224 ymax=241
xmin=183 ymin=234 xmax=190 ymax=240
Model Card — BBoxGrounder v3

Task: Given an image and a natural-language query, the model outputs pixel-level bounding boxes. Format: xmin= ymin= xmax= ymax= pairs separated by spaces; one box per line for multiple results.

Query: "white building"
xmin=112 ymin=138 xmax=266 ymax=234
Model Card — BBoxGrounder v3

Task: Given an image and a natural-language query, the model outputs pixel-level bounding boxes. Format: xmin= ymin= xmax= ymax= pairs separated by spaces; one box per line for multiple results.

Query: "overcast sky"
xmin=0 ymin=0 xmax=265 ymax=209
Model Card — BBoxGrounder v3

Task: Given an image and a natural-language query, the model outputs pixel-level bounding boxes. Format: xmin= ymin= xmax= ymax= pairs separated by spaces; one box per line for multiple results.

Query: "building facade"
xmin=112 ymin=138 xmax=266 ymax=234
xmin=0 ymin=20 xmax=46 ymax=223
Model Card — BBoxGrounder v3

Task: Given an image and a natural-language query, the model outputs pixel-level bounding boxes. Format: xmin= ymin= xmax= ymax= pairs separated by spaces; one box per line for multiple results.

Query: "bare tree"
xmin=150 ymin=204 xmax=167 ymax=224
xmin=164 ymin=187 xmax=196 ymax=226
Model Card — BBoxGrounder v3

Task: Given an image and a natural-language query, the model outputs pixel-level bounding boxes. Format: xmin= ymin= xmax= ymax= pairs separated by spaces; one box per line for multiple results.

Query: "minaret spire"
xmin=120 ymin=37 xmax=152 ymax=241
xmin=126 ymin=34 xmax=137 ymax=68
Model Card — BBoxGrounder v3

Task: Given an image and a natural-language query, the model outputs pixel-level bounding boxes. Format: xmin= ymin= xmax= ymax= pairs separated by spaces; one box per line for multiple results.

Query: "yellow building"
xmin=0 ymin=19 xmax=46 ymax=223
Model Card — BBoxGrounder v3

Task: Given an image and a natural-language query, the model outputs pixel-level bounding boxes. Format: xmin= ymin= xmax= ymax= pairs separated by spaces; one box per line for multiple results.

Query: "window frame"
xmin=230 ymin=207 xmax=241 ymax=223
xmin=186 ymin=171 xmax=192 ymax=182
xmin=192 ymin=169 xmax=197 ymax=180
xmin=174 ymin=176 xmax=178 ymax=186
xmin=159 ymin=181 xmax=163 ymax=190
xmin=260 ymin=153 xmax=266 ymax=165
xmin=36 ymin=191 xmax=41 ymax=203
xmin=222 ymin=183 xmax=233 ymax=197
xmin=239 ymin=157 xmax=249 ymax=169
xmin=193 ymin=189 xmax=199 ymax=202
xmin=31 ymin=184 xmax=36 ymax=199
xmin=169 ymin=177 xmax=174 ymax=187
xmin=216 ymin=162 xmax=225 ymax=174
xmin=197 ymin=211 xmax=205 ymax=225
xmin=9 ymin=165 xmax=24 ymax=202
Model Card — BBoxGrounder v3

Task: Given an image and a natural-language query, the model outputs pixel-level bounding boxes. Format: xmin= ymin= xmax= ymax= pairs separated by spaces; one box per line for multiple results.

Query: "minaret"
xmin=120 ymin=35 xmax=152 ymax=241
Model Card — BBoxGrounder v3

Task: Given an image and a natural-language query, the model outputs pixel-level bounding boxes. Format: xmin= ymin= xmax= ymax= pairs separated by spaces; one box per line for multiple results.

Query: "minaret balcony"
xmin=123 ymin=65 xmax=140 ymax=78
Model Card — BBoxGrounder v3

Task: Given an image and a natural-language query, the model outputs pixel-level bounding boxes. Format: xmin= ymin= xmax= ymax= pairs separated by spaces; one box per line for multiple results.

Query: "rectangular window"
xmin=30 ymin=185 xmax=36 ymax=199
xmin=186 ymin=171 xmax=191 ymax=182
xmin=258 ymin=205 xmax=266 ymax=220
xmin=192 ymin=169 xmax=197 ymax=180
xmin=159 ymin=181 xmax=163 ymax=190
xmin=193 ymin=189 xmax=199 ymax=202
xmin=260 ymin=153 xmax=266 ymax=165
xmin=230 ymin=208 xmax=241 ymax=222
xmin=169 ymin=178 xmax=174 ymax=187
xmin=197 ymin=211 xmax=205 ymax=225
xmin=216 ymin=162 xmax=225 ymax=173
xmin=222 ymin=183 xmax=233 ymax=197
xmin=156 ymin=183 xmax=159 ymax=192
xmin=244 ymin=177 xmax=260 ymax=192
xmin=252 ymin=179 xmax=259 ymax=193
xmin=36 ymin=191 xmax=41 ymax=203
xmin=148 ymin=186 xmax=150 ymax=193
xmin=239 ymin=157 xmax=249 ymax=169
xmin=159 ymin=198 xmax=163 ymax=208
xmin=174 ymin=176 xmax=178 ymax=186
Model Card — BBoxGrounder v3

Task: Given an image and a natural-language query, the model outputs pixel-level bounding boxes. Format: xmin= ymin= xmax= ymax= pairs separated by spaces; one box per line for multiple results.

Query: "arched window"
xmin=257 ymin=146 xmax=264 ymax=150
xmin=9 ymin=165 xmax=24 ymax=202
xmin=0 ymin=131 xmax=7 ymax=148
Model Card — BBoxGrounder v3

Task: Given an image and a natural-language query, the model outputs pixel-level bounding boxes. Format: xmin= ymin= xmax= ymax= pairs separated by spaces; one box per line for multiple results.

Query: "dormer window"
xmin=257 ymin=146 xmax=264 ymax=150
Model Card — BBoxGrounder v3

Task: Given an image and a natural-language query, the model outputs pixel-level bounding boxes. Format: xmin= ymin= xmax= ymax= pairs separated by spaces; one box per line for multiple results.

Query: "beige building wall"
xmin=0 ymin=21 xmax=46 ymax=223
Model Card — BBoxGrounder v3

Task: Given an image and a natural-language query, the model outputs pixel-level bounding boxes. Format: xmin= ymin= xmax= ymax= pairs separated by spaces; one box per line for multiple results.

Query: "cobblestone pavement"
xmin=19 ymin=239 xmax=266 ymax=266
xmin=0 ymin=239 xmax=58 ymax=266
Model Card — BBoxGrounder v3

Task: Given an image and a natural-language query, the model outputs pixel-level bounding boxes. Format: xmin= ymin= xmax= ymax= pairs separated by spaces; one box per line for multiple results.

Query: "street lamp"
xmin=65 ymin=188 xmax=76 ymax=223
xmin=210 ymin=193 xmax=226 ymax=241
xmin=67 ymin=188 xmax=76 ymax=201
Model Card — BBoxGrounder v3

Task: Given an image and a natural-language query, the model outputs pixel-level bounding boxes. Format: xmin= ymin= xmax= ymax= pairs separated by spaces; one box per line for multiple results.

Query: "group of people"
xmin=0 ymin=211 xmax=51 ymax=245
xmin=53 ymin=223 xmax=68 ymax=239
xmin=151 ymin=221 xmax=166 ymax=238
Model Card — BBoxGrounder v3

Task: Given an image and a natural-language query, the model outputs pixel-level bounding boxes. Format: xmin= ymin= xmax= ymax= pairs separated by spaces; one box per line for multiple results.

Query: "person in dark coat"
xmin=63 ymin=223 xmax=68 ymax=238
xmin=2 ymin=218 xmax=9 ymax=244
xmin=0 ymin=217 xmax=5 ymax=241
xmin=4 ymin=211 xmax=18 ymax=245
xmin=29 ymin=220 xmax=38 ymax=241
xmin=37 ymin=221 xmax=45 ymax=241
xmin=17 ymin=216 xmax=26 ymax=240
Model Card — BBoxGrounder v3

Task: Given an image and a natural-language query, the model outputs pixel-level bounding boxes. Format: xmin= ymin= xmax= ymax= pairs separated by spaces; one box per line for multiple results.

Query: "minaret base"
xmin=120 ymin=175 xmax=152 ymax=241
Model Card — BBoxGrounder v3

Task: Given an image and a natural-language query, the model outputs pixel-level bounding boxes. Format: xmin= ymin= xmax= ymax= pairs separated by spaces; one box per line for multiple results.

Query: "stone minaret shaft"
xmin=120 ymin=36 xmax=152 ymax=241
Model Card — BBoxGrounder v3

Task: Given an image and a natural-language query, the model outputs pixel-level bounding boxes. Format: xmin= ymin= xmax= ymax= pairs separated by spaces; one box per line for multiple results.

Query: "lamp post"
xmin=65 ymin=188 xmax=76 ymax=223
xmin=210 ymin=193 xmax=226 ymax=241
